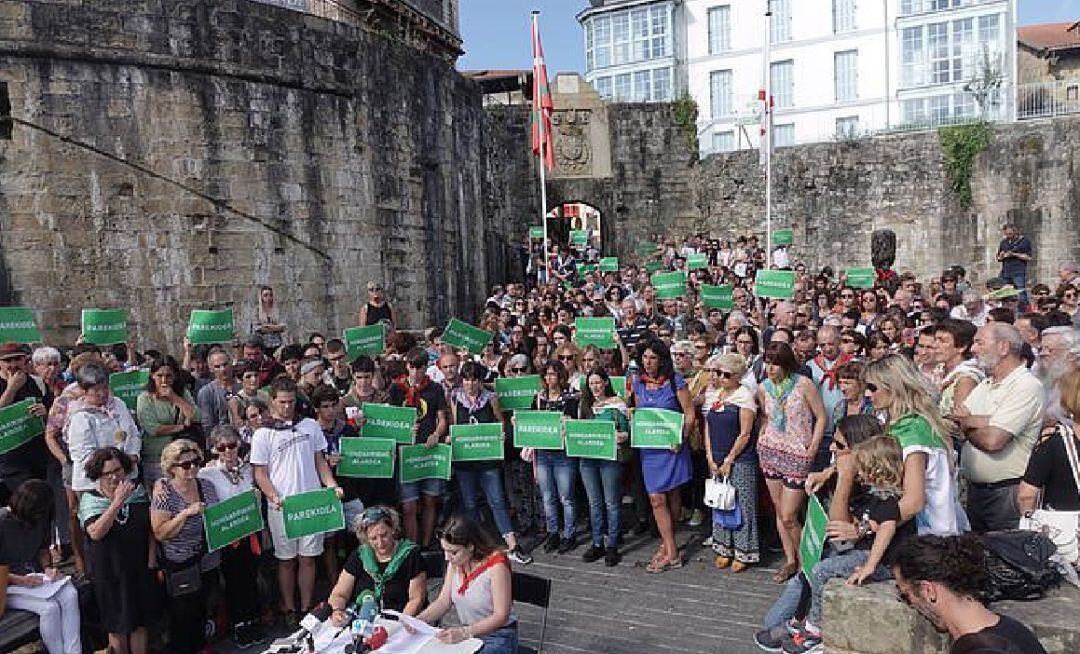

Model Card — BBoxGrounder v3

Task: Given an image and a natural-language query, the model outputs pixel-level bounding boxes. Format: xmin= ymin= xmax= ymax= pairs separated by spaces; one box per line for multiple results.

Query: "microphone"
xmin=294 ymin=604 xmax=334 ymax=652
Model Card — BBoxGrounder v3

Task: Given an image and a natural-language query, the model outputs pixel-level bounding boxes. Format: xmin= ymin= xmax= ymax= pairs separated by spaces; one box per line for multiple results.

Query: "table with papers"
xmin=263 ymin=612 xmax=482 ymax=654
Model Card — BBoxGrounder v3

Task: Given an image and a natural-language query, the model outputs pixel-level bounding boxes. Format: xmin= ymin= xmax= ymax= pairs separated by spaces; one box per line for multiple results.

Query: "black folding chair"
xmin=512 ymin=571 xmax=552 ymax=653
xmin=421 ymin=549 xmax=446 ymax=579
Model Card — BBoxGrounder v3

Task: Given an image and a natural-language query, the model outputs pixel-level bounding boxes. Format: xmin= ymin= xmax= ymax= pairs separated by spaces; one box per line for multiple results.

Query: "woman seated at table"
xmin=329 ymin=506 xmax=426 ymax=621
xmin=414 ymin=516 xmax=517 ymax=654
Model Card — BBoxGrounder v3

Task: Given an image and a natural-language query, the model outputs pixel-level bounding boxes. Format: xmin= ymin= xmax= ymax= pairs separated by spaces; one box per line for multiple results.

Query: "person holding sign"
xmin=150 ymin=439 xmax=221 ymax=654
xmin=578 ymin=367 xmax=629 ymax=567
xmin=449 ymin=362 xmax=531 ymax=565
xmin=755 ymin=342 xmax=828 ymax=584
xmin=197 ymin=426 xmax=266 ymax=649
xmin=529 ymin=360 xmax=581 ymax=555
xmin=250 ymin=377 xmax=343 ymax=627
xmin=629 ymin=339 xmax=696 ymax=574
xmin=328 ymin=506 xmax=426 ymax=620
xmin=0 ymin=343 xmax=49 ymax=506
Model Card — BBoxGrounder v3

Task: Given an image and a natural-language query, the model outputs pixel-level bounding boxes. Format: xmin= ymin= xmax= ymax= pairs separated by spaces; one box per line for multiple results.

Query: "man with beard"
xmin=1037 ymin=326 xmax=1080 ymax=424
xmin=892 ymin=534 xmax=1046 ymax=654
xmin=952 ymin=323 xmax=1045 ymax=531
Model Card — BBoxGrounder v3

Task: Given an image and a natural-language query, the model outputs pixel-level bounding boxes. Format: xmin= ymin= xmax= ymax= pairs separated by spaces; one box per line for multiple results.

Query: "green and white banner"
xmin=441 ymin=318 xmax=492 ymax=355
xmin=343 ymin=324 xmax=385 ymax=360
xmin=399 ymin=444 xmax=452 ymax=482
xmin=512 ymin=410 xmax=564 ymax=449
xmin=754 ymin=270 xmax=796 ymax=300
xmin=772 ymin=229 xmax=794 ymax=246
xmin=0 ymin=307 xmax=40 ymax=344
xmin=0 ymin=399 xmax=44 ymax=455
xmin=495 ymin=375 xmax=539 ymax=410
xmin=529 ymin=226 xmax=545 ymax=240
xmin=564 ymin=420 xmax=617 ymax=461
xmin=686 ymin=253 xmax=708 ymax=270
xmin=109 ymin=370 xmax=149 ymax=412
xmin=800 ymin=495 xmax=829 ymax=578
xmin=81 ymin=309 xmax=128 ymax=346
xmin=651 ymin=271 xmax=687 ymax=300
xmin=360 ymin=403 xmax=416 ymax=444
xmin=845 ymin=267 xmax=876 ymax=290
xmin=569 ymin=230 xmax=589 ymax=247
xmin=599 ymin=257 xmax=619 ymax=272
xmin=701 ymin=284 xmax=734 ymax=310
xmin=186 ymin=309 xmax=235 ymax=345
xmin=281 ymin=488 xmax=345 ymax=539
xmin=575 ymin=317 xmax=616 ymax=350
xmin=630 ymin=408 xmax=684 ymax=449
xmin=203 ymin=490 xmax=264 ymax=552
xmin=450 ymin=423 xmax=504 ymax=462
xmin=337 ymin=437 xmax=396 ymax=479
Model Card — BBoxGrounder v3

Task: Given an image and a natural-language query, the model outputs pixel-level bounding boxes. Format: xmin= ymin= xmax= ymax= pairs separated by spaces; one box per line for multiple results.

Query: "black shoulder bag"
xmin=162 ymin=479 xmax=208 ymax=598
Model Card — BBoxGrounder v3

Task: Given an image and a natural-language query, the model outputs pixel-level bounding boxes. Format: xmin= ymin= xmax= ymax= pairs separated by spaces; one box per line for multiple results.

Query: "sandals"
xmin=773 ymin=561 xmax=799 ymax=584
xmin=646 ymin=555 xmax=684 ymax=574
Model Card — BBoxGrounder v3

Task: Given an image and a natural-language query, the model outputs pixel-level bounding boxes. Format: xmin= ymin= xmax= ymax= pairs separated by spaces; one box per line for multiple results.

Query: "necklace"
xmin=114 ymin=502 xmax=130 ymax=525
xmin=221 ymin=465 xmax=243 ymax=486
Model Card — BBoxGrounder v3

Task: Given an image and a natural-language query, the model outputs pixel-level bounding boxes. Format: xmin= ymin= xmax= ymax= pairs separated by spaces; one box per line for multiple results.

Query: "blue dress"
xmin=632 ymin=374 xmax=692 ymax=494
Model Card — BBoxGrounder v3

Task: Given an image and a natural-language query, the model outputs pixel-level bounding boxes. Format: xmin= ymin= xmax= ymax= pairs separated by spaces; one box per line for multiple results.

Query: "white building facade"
xmin=580 ymin=0 xmax=1016 ymax=155
xmin=579 ymin=0 xmax=683 ymax=103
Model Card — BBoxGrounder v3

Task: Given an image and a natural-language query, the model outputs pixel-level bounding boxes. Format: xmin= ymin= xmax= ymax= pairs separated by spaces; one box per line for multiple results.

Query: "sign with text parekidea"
xmin=359 ymin=403 xmax=416 ymax=444
xmin=441 ymin=318 xmax=492 ymax=355
xmin=512 ymin=410 xmax=563 ymax=449
xmin=495 ymin=375 xmax=540 ymax=411
xmin=0 ymin=307 xmax=40 ymax=344
xmin=753 ymin=270 xmax=796 ymax=300
xmin=81 ymin=309 xmax=128 ymax=346
xmin=281 ymin=488 xmax=345 ymax=539
xmin=186 ymin=309 xmax=234 ymax=345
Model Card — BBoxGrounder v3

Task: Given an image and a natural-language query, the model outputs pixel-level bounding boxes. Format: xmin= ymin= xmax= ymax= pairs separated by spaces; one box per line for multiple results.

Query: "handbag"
xmin=1019 ymin=423 xmax=1080 ymax=565
xmin=713 ymin=502 xmax=743 ymax=531
xmin=162 ymin=480 xmax=208 ymax=598
xmin=704 ymin=474 xmax=737 ymax=511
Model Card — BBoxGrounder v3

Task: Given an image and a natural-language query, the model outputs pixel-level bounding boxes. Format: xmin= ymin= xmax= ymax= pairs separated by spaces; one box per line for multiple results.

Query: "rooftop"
xmin=1018 ymin=21 xmax=1080 ymax=53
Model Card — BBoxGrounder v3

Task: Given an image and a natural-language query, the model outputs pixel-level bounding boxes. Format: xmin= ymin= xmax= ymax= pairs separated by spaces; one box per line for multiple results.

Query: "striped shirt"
xmin=152 ymin=477 xmax=221 ymax=571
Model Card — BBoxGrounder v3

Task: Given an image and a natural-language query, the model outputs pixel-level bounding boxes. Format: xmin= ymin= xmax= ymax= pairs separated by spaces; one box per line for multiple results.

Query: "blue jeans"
xmin=807 ymin=549 xmax=890 ymax=627
xmin=579 ymin=458 xmax=622 ymax=547
xmin=536 ymin=450 xmax=577 ymax=539
xmin=1003 ymin=271 xmax=1028 ymax=305
xmin=456 ymin=464 xmax=514 ymax=537
xmin=478 ymin=625 xmax=518 ymax=654
xmin=763 ymin=574 xmax=808 ymax=630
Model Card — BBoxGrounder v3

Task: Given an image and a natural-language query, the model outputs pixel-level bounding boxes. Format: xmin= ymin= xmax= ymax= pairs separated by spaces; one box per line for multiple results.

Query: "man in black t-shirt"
xmin=892 ymin=534 xmax=1048 ymax=654
xmin=387 ymin=348 xmax=448 ymax=549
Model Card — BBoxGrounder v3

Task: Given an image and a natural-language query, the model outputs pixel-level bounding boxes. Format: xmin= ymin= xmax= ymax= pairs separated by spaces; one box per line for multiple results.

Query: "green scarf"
xmin=77 ymin=485 xmax=149 ymax=526
xmin=358 ymin=539 xmax=418 ymax=604
xmin=763 ymin=376 xmax=797 ymax=430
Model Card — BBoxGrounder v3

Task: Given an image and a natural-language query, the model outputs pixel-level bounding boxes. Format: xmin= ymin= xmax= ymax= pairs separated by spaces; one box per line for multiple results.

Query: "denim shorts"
xmin=400 ymin=478 xmax=447 ymax=504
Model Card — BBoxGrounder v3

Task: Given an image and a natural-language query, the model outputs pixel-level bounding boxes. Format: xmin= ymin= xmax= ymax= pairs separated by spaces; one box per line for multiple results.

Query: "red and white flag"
xmin=531 ymin=13 xmax=555 ymax=171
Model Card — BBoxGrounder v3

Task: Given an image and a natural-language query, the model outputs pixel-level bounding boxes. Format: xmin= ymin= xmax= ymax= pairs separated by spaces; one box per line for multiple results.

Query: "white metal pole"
xmin=764 ymin=0 xmax=773 ymax=269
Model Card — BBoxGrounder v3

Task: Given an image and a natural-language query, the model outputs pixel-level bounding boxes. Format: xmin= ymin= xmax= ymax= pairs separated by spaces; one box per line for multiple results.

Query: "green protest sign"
xmin=512 ymin=410 xmax=563 ymax=449
xmin=399 ymin=444 xmax=452 ymax=482
xmin=651 ymin=271 xmax=687 ymax=299
xmin=576 ymin=262 xmax=598 ymax=276
xmin=450 ymin=423 xmax=504 ymax=462
xmin=564 ymin=420 xmax=617 ymax=461
xmin=700 ymin=285 xmax=734 ymax=310
xmin=577 ymin=376 xmax=627 ymax=400
xmin=631 ymin=408 xmax=684 ymax=449
xmin=441 ymin=318 xmax=492 ymax=355
xmin=0 ymin=307 xmax=40 ymax=344
xmin=338 ymin=437 xmax=396 ymax=478
xmin=81 ymin=309 xmax=128 ymax=346
xmin=569 ymin=230 xmax=588 ymax=247
xmin=686 ymin=253 xmax=708 ymax=270
xmin=281 ymin=488 xmax=345 ymax=539
xmin=772 ymin=229 xmax=794 ymax=246
xmin=800 ymin=495 xmax=828 ymax=578
xmin=186 ymin=309 xmax=234 ymax=344
xmin=109 ymin=370 xmax=149 ymax=412
xmin=599 ymin=257 xmax=619 ymax=272
xmin=343 ymin=324 xmax=385 ymax=360
xmin=754 ymin=270 xmax=796 ymax=300
xmin=636 ymin=241 xmax=657 ymax=256
xmin=360 ymin=403 xmax=416 ymax=444
xmin=645 ymin=261 xmax=664 ymax=274
xmin=529 ymin=226 xmax=544 ymax=240
xmin=203 ymin=490 xmax=264 ymax=552
xmin=0 ymin=399 xmax=44 ymax=455
xmin=845 ymin=267 xmax=876 ymax=289
xmin=574 ymin=317 xmax=616 ymax=349
xmin=495 ymin=375 xmax=539 ymax=410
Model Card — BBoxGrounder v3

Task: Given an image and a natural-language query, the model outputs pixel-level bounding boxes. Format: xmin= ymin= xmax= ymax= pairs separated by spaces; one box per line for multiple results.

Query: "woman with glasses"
xmin=703 ymin=354 xmax=759 ymax=572
xmin=359 ymin=281 xmax=396 ymax=332
xmin=756 ymin=342 xmax=828 ymax=584
xmin=501 ymin=355 xmax=543 ymax=537
xmin=415 ymin=516 xmax=517 ymax=654
xmin=554 ymin=345 xmax=583 ymax=392
xmin=449 ymin=363 xmax=531 ymax=564
xmin=528 ymin=360 xmax=580 ymax=554
xmin=578 ymin=367 xmax=629 ymax=566
xmin=67 ymin=362 xmax=142 ymax=495
xmin=80 ymin=448 xmax=159 ymax=654
xmin=328 ymin=506 xmax=426 ymax=619
xmin=629 ymin=339 xmax=696 ymax=574
xmin=150 ymin=439 xmax=220 ymax=654
xmin=197 ymin=425 xmax=266 ymax=648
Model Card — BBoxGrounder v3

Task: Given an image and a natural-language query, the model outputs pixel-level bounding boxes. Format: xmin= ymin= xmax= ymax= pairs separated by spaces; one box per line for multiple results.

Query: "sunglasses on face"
xmin=175 ymin=458 xmax=202 ymax=470
xmin=558 ymin=355 xmax=575 ymax=361
xmin=865 ymin=382 xmax=878 ymax=392
xmin=215 ymin=442 xmax=239 ymax=452
xmin=510 ymin=367 xmax=528 ymax=373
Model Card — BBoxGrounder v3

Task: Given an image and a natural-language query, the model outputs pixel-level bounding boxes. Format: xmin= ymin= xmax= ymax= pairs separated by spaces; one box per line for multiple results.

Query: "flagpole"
xmin=532 ymin=10 xmax=551 ymax=285
xmin=763 ymin=0 xmax=773 ymax=270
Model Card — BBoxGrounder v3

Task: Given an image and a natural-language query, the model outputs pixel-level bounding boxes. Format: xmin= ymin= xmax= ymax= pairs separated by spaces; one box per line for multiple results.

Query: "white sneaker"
xmin=688 ymin=509 xmax=704 ymax=527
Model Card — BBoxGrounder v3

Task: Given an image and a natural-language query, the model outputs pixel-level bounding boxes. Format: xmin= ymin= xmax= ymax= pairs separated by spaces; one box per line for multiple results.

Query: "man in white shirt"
xmin=952 ymin=323 xmax=1044 ymax=532
xmin=251 ymin=377 xmax=343 ymax=622
xmin=949 ymin=290 xmax=988 ymax=327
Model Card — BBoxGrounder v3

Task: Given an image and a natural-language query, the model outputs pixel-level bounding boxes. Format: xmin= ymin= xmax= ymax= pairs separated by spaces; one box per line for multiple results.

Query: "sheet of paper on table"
xmin=379 ymin=612 xmax=435 ymax=654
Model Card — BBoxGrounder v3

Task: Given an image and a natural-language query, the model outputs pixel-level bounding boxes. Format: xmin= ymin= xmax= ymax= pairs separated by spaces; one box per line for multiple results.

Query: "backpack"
xmin=978 ymin=530 xmax=1061 ymax=602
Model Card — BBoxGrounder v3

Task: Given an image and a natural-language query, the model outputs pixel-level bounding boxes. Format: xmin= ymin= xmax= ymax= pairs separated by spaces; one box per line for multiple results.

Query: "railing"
xmin=1017 ymin=79 xmax=1080 ymax=121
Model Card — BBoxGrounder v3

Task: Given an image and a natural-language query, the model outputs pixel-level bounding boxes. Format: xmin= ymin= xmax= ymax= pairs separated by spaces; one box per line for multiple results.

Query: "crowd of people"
xmin=0 ymin=225 xmax=1078 ymax=654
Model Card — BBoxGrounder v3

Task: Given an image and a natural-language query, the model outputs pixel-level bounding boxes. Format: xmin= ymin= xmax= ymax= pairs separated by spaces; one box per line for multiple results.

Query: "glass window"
xmin=594 ymin=76 xmax=613 ymax=100
xmin=929 ymin=94 xmax=950 ymax=123
xmin=836 ymin=116 xmax=859 ymax=138
xmin=593 ymin=16 xmax=611 ymax=69
xmin=653 ymin=67 xmax=672 ymax=101
xmin=833 ymin=0 xmax=856 ymax=34
xmin=632 ymin=9 xmax=650 ymax=61
xmin=651 ymin=6 xmax=668 ymax=59
xmin=978 ymin=14 xmax=999 ymax=46
xmin=929 ymin=22 xmax=949 ymax=84
xmin=901 ymin=26 xmax=924 ymax=87
xmin=612 ymin=12 xmax=630 ymax=65
xmin=710 ymin=70 xmax=733 ymax=119
xmin=585 ymin=22 xmax=594 ymax=72
xmin=633 ymin=71 xmax=652 ymax=102
xmin=771 ymin=59 xmax=794 ymax=108
xmin=952 ymin=18 xmax=973 ymax=81
xmin=952 ymin=91 xmax=975 ymax=119
xmin=834 ymin=50 xmax=858 ymax=102
xmin=773 ymin=123 xmax=794 ymax=147
xmin=770 ymin=0 xmax=792 ymax=43
xmin=902 ymin=98 xmax=926 ymax=124
xmin=708 ymin=5 xmax=731 ymax=55
xmin=712 ymin=130 xmax=735 ymax=153
xmin=613 ymin=73 xmax=632 ymax=101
